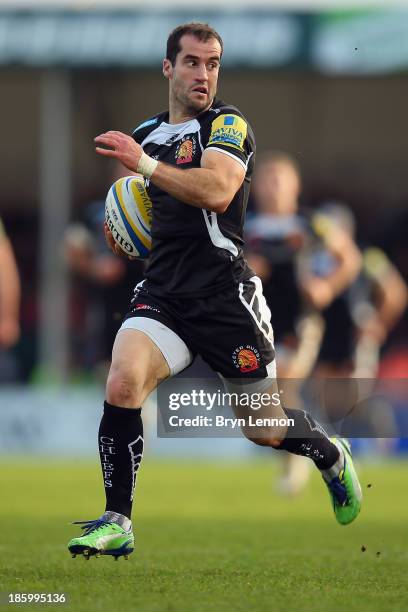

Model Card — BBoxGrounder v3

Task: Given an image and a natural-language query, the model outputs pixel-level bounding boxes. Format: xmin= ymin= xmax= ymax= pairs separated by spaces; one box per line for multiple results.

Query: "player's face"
xmin=254 ymin=161 xmax=300 ymax=216
xmin=164 ymin=34 xmax=221 ymax=115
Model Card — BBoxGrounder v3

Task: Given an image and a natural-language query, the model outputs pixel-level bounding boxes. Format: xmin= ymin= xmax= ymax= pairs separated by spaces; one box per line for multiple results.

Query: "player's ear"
xmin=163 ymin=59 xmax=173 ymax=80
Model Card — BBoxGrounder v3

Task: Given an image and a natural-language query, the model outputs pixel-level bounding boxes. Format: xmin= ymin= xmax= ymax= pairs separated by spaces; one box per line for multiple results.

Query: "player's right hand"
xmin=104 ymin=223 xmax=137 ymax=260
xmin=95 ymin=131 xmax=142 ymax=173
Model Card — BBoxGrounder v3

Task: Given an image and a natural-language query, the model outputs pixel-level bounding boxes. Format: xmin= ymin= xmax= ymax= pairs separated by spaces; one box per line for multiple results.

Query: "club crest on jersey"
xmin=175 ymin=136 xmax=196 ymax=164
xmin=232 ymin=345 xmax=260 ymax=373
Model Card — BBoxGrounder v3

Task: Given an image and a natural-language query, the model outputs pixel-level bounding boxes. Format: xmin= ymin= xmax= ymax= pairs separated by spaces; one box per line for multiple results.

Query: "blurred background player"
xmin=312 ymin=203 xmax=407 ymax=447
xmin=0 ymin=216 xmax=21 ymax=382
xmin=246 ymin=152 xmax=362 ymax=494
xmin=314 ymin=202 xmax=407 ymax=379
xmin=64 ymin=164 xmax=145 ymax=380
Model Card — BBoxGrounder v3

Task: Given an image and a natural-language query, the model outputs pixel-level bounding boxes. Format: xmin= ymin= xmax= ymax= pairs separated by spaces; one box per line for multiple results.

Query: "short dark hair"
xmin=166 ymin=22 xmax=223 ymax=66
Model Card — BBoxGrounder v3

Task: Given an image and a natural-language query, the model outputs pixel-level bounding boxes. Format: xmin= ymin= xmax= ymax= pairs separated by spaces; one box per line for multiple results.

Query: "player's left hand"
xmin=95 ymin=131 xmax=142 ymax=173
xmin=103 ymin=222 xmax=137 ymax=261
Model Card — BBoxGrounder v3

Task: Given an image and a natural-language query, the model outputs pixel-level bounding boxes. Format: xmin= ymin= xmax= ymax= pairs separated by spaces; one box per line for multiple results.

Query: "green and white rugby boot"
xmin=323 ymin=438 xmax=362 ymax=526
xmin=68 ymin=512 xmax=134 ymax=560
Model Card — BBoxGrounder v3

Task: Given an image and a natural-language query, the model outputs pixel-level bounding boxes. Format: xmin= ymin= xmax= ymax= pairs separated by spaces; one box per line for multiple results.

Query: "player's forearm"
xmin=0 ymin=241 xmax=21 ymax=321
xmin=325 ymin=254 xmax=361 ymax=297
xmin=376 ymin=273 xmax=408 ymax=332
xmin=94 ymin=131 xmax=239 ymax=213
xmin=151 ymin=162 xmax=230 ymax=213
xmin=324 ymin=236 xmax=362 ymax=297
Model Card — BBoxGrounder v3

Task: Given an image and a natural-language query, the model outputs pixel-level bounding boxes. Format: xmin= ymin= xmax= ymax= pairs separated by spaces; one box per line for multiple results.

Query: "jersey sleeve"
xmin=132 ymin=117 xmax=160 ymax=145
xmin=204 ymin=112 xmax=255 ymax=170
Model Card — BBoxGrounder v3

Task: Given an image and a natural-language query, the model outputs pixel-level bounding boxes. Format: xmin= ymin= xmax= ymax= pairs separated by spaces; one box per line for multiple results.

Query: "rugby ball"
xmin=105 ymin=175 xmax=152 ymax=258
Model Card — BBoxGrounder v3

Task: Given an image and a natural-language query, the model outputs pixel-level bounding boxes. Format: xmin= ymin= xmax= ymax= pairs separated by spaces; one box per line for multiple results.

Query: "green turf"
xmin=1 ymin=458 xmax=407 ymax=611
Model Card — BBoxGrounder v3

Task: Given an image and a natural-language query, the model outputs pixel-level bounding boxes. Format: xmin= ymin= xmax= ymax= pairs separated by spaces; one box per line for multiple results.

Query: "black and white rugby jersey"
xmin=132 ymin=98 xmax=256 ymax=297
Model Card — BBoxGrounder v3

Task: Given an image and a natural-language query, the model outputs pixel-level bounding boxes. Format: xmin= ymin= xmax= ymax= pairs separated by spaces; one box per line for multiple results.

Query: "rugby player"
xmin=313 ymin=203 xmax=407 ymax=441
xmin=0 ymin=217 xmax=21 ymax=383
xmin=68 ymin=23 xmax=362 ymax=560
xmin=246 ymin=153 xmax=362 ymax=494
xmin=314 ymin=203 xmax=407 ymax=379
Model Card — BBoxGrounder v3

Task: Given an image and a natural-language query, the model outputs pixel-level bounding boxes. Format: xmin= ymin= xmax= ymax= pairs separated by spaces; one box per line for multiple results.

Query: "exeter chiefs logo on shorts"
xmin=175 ymin=136 xmax=196 ymax=164
xmin=232 ymin=345 xmax=260 ymax=373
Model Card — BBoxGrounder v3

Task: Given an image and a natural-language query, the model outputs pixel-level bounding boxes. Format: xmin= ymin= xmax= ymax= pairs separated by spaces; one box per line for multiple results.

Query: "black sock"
xmin=98 ymin=401 xmax=144 ymax=519
xmin=277 ymin=407 xmax=340 ymax=470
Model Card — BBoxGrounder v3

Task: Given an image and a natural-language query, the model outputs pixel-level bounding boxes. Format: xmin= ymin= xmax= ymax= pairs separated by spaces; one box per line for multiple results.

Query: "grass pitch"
xmin=1 ymin=458 xmax=407 ymax=611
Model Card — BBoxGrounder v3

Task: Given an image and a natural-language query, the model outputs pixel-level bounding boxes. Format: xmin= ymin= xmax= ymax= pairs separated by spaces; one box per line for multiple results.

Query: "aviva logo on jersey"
xmin=208 ymin=114 xmax=247 ymax=152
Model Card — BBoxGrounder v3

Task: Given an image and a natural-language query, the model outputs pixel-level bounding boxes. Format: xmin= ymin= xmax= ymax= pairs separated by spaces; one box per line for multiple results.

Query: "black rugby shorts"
xmin=123 ymin=277 xmax=276 ymax=380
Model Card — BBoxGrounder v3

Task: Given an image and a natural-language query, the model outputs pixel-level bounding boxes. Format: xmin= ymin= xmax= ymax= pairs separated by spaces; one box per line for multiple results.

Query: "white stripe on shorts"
xmin=238 ymin=276 xmax=274 ymax=345
xmin=119 ymin=317 xmax=193 ymax=377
